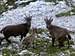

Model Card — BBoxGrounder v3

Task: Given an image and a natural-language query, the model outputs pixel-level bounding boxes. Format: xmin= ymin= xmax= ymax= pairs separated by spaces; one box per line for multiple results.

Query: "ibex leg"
xmin=52 ymin=37 xmax=55 ymax=46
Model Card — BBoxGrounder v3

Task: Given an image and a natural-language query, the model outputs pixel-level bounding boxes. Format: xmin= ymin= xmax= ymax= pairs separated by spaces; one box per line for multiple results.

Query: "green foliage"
xmin=0 ymin=0 xmax=16 ymax=14
xmin=27 ymin=29 xmax=75 ymax=56
xmin=18 ymin=0 xmax=37 ymax=7
xmin=1 ymin=28 xmax=75 ymax=56
xmin=56 ymin=12 xmax=71 ymax=17
xmin=36 ymin=28 xmax=48 ymax=34
xmin=28 ymin=37 xmax=74 ymax=56
xmin=24 ymin=53 xmax=32 ymax=56
xmin=56 ymin=7 xmax=75 ymax=17
xmin=2 ymin=48 xmax=19 ymax=56
xmin=45 ymin=0 xmax=53 ymax=2
xmin=31 ymin=0 xmax=37 ymax=2
xmin=11 ymin=49 xmax=19 ymax=56
xmin=29 ymin=28 xmax=48 ymax=34
xmin=0 ymin=4 xmax=8 ymax=14
xmin=1 ymin=33 xmax=75 ymax=56
xmin=6 ymin=0 xmax=16 ymax=6
xmin=2 ymin=48 xmax=10 ymax=56
xmin=70 ymin=53 xmax=75 ymax=56
xmin=45 ymin=0 xmax=63 ymax=2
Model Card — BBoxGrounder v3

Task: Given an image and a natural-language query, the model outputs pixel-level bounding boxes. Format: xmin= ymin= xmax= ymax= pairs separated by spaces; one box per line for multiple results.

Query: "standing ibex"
xmin=21 ymin=28 xmax=37 ymax=49
xmin=44 ymin=17 xmax=71 ymax=48
xmin=0 ymin=16 xmax=32 ymax=44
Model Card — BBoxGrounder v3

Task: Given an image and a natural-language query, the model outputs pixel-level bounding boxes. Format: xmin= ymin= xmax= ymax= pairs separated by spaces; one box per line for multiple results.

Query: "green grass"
xmin=2 ymin=48 xmax=19 ymax=56
xmin=2 ymin=29 xmax=75 ymax=56
xmin=29 ymin=28 xmax=48 ymax=34
xmin=0 ymin=4 xmax=8 ymax=14
xmin=2 ymin=48 xmax=11 ymax=56
xmin=27 ymin=37 xmax=74 ymax=56
xmin=2 ymin=39 xmax=75 ymax=56
xmin=56 ymin=7 xmax=75 ymax=17
xmin=70 ymin=53 xmax=75 ymax=56
xmin=2 ymin=37 xmax=75 ymax=56
xmin=26 ymin=28 xmax=75 ymax=56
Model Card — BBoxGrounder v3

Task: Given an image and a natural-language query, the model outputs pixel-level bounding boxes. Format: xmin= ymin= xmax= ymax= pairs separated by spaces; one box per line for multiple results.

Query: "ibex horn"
xmin=49 ymin=16 xmax=52 ymax=19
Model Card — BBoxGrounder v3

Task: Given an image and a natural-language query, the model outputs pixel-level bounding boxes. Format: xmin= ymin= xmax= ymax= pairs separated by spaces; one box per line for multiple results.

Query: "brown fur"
xmin=21 ymin=28 xmax=37 ymax=49
xmin=44 ymin=17 xmax=71 ymax=48
xmin=0 ymin=16 xmax=32 ymax=44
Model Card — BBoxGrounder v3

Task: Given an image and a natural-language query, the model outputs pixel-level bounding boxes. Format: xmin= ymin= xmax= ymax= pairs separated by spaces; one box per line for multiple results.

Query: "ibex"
xmin=44 ymin=17 xmax=71 ymax=48
xmin=21 ymin=28 xmax=37 ymax=49
xmin=0 ymin=16 xmax=32 ymax=44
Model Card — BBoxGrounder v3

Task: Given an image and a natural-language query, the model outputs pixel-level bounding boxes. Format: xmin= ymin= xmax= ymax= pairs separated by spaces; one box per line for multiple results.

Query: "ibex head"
xmin=25 ymin=14 xmax=32 ymax=22
xmin=44 ymin=16 xmax=53 ymax=28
